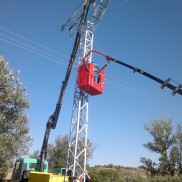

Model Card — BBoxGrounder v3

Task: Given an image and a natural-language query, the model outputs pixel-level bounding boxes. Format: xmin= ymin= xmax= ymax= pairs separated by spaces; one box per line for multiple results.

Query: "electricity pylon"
xmin=62 ymin=0 xmax=110 ymax=180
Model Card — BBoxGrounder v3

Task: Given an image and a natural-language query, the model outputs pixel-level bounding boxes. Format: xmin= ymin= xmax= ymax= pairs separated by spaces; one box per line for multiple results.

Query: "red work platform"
xmin=77 ymin=63 xmax=105 ymax=96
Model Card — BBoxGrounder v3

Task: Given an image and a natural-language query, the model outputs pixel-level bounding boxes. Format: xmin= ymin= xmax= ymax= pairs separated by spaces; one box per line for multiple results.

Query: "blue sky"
xmin=1 ymin=0 xmax=182 ymax=167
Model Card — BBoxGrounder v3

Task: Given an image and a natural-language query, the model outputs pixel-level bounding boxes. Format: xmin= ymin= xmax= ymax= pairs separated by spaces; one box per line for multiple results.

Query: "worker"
xmin=92 ymin=62 xmax=100 ymax=84
xmin=85 ymin=174 xmax=91 ymax=182
xmin=79 ymin=173 xmax=91 ymax=182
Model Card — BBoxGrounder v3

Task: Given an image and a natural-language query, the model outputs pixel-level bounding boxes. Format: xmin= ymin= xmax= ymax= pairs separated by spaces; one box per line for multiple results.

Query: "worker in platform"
xmin=92 ymin=62 xmax=100 ymax=84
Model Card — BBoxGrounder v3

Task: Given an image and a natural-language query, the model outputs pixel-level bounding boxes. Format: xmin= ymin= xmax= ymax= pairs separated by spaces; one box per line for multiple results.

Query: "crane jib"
xmin=80 ymin=49 xmax=182 ymax=96
xmin=108 ymin=57 xmax=182 ymax=96
xmin=38 ymin=2 xmax=92 ymax=172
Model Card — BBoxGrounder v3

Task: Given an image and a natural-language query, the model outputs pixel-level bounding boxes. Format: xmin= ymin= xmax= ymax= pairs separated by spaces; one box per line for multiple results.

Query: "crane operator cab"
xmin=77 ymin=62 xmax=105 ymax=96
xmin=11 ymin=158 xmax=48 ymax=182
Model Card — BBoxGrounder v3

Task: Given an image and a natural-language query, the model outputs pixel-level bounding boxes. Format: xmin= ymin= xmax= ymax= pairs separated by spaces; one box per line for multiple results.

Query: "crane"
xmin=38 ymin=1 xmax=93 ymax=172
xmin=79 ymin=49 xmax=182 ymax=96
xmin=108 ymin=57 xmax=182 ymax=96
xmin=39 ymin=0 xmax=181 ymax=179
xmin=62 ymin=0 xmax=110 ymax=180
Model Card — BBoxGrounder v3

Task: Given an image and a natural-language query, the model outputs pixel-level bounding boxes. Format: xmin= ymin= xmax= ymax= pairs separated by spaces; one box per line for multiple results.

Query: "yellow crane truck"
xmin=10 ymin=158 xmax=71 ymax=182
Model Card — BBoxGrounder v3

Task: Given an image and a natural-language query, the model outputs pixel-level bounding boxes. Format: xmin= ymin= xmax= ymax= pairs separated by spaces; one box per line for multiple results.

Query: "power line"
xmin=1 ymin=28 xmax=181 ymax=108
xmin=0 ymin=37 xmax=73 ymax=68
xmin=0 ymin=33 xmax=70 ymax=66
xmin=0 ymin=27 xmax=70 ymax=60
xmin=108 ymin=55 xmax=182 ymax=96
xmin=105 ymin=75 xmax=182 ymax=111
xmin=1 ymin=34 xmax=180 ymax=109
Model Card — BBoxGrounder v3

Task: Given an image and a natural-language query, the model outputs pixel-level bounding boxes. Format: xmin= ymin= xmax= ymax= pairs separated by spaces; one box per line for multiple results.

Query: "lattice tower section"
xmin=63 ymin=0 xmax=110 ymax=179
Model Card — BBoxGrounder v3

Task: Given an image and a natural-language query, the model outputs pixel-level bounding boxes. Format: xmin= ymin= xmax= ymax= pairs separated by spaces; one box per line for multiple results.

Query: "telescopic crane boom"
xmin=38 ymin=1 xmax=93 ymax=172
xmin=108 ymin=56 xmax=182 ymax=96
xmin=81 ymin=49 xmax=182 ymax=96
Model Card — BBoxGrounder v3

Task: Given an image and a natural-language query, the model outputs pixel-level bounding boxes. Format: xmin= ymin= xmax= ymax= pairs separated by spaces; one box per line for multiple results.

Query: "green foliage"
xmin=89 ymin=168 xmax=121 ymax=182
xmin=0 ymin=56 xmax=32 ymax=178
xmin=175 ymin=124 xmax=182 ymax=174
xmin=47 ymin=135 xmax=68 ymax=171
xmin=43 ymin=135 xmax=95 ymax=171
xmin=29 ymin=150 xmax=40 ymax=159
xmin=89 ymin=166 xmax=182 ymax=182
xmin=140 ymin=157 xmax=158 ymax=176
xmin=141 ymin=118 xmax=182 ymax=176
xmin=147 ymin=175 xmax=182 ymax=182
xmin=143 ymin=119 xmax=174 ymax=154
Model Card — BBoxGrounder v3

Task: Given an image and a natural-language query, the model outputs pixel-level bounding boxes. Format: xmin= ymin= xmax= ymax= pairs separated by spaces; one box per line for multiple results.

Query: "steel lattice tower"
xmin=62 ymin=0 xmax=110 ymax=180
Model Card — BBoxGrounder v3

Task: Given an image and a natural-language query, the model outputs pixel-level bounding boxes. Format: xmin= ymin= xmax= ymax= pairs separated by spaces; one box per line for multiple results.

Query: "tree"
xmin=29 ymin=150 xmax=40 ymax=159
xmin=140 ymin=157 xmax=158 ymax=176
xmin=46 ymin=134 xmax=95 ymax=172
xmin=169 ymin=145 xmax=179 ymax=176
xmin=0 ymin=56 xmax=32 ymax=178
xmin=174 ymin=124 xmax=182 ymax=174
xmin=47 ymin=135 xmax=68 ymax=171
xmin=140 ymin=119 xmax=175 ymax=175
